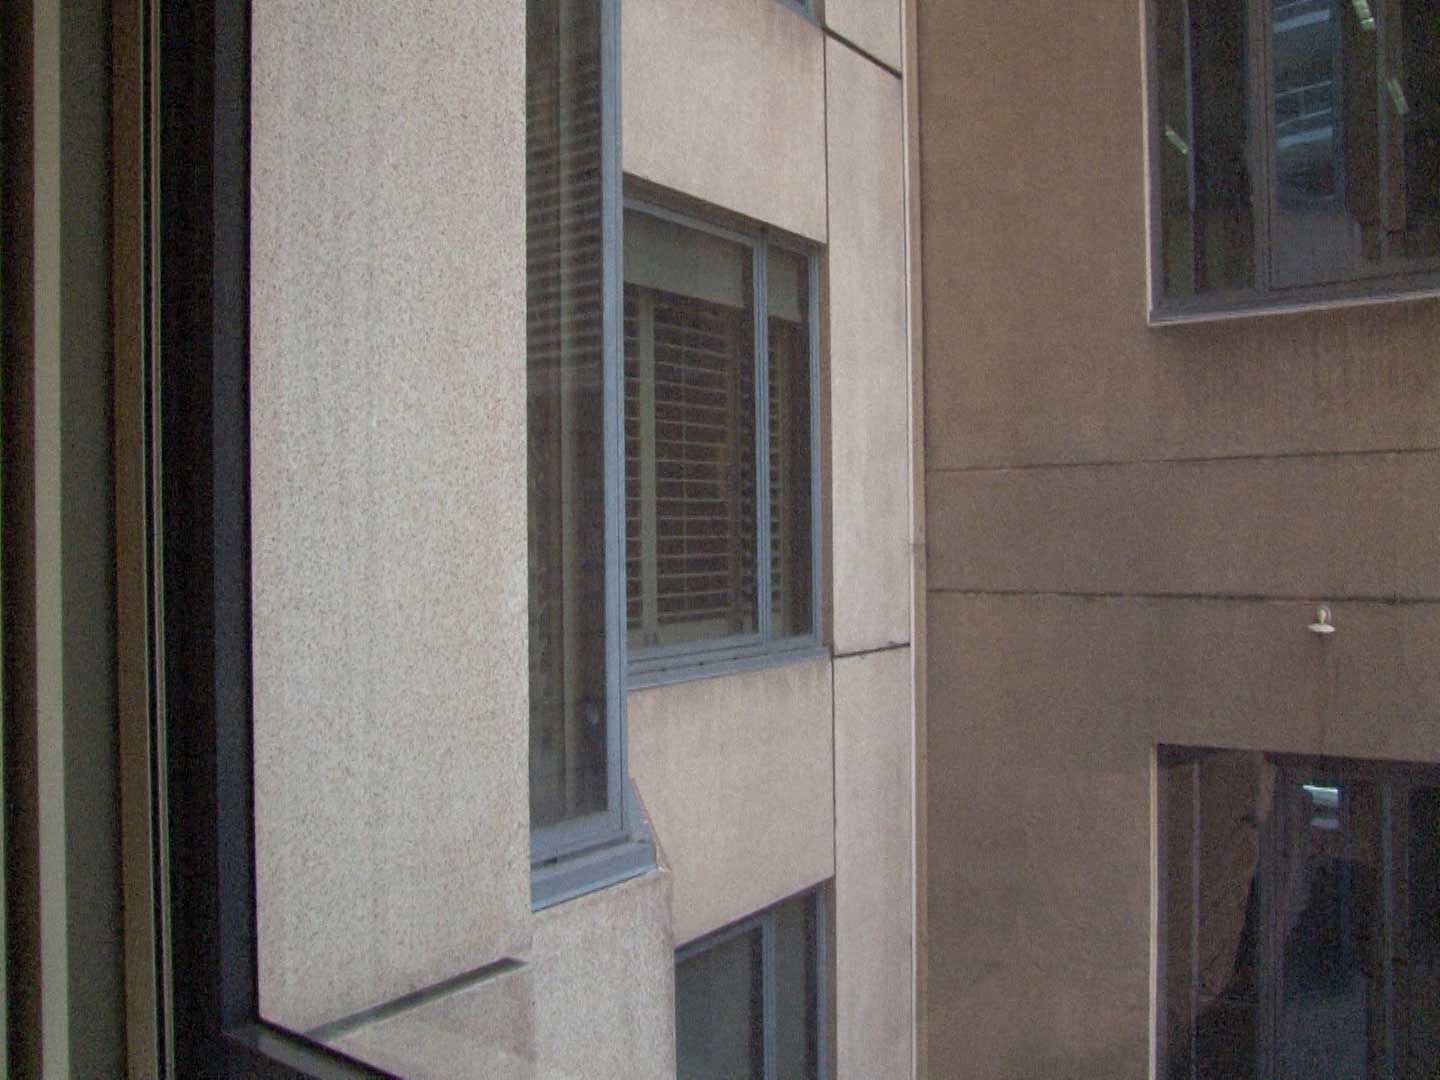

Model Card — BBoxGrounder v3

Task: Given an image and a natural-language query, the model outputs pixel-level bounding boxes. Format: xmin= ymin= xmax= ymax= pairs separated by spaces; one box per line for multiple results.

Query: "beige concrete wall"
xmin=834 ymin=647 xmax=913 ymax=1080
xmin=331 ymin=871 xmax=676 ymax=1080
xmin=918 ymin=0 xmax=1440 ymax=1075
xmin=825 ymin=0 xmax=902 ymax=72
xmin=530 ymin=868 xmax=677 ymax=1080
xmin=623 ymin=0 xmax=827 ymax=241
xmin=628 ymin=658 xmax=836 ymax=944
xmin=249 ymin=0 xmax=531 ymax=1030
xmin=826 ymin=38 xmax=911 ymax=655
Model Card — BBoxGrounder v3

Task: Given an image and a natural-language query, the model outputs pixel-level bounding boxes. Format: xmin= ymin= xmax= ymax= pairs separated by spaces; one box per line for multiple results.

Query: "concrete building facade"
xmin=4 ymin=0 xmax=1439 ymax=1077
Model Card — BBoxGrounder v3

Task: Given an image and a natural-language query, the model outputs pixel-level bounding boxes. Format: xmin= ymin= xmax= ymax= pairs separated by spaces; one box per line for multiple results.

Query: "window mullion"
xmin=600 ymin=0 xmax=627 ymax=827
xmin=754 ymin=239 xmax=773 ymax=646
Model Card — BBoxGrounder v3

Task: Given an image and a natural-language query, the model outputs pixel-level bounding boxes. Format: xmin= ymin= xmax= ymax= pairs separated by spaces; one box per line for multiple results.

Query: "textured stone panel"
xmin=531 ymin=870 xmax=677 ymax=1080
xmin=628 ymin=658 xmax=835 ymax=944
xmin=834 ymin=647 xmax=914 ymax=1080
xmin=624 ymin=0 xmax=827 ymax=241
xmin=825 ymin=0 xmax=902 ymax=72
xmin=250 ymin=0 xmax=530 ymax=1029
xmin=331 ymin=872 xmax=676 ymax=1080
xmin=928 ymin=451 xmax=1440 ymax=600
xmin=827 ymin=38 xmax=911 ymax=653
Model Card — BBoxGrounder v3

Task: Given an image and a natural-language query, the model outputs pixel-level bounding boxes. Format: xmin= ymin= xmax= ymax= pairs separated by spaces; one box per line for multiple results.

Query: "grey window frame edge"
xmin=1141 ymin=0 xmax=1440 ymax=325
xmin=622 ymin=198 xmax=826 ymax=684
xmin=529 ymin=0 xmax=656 ymax=890
xmin=675 ymin=886 xmax=829 ymax=1080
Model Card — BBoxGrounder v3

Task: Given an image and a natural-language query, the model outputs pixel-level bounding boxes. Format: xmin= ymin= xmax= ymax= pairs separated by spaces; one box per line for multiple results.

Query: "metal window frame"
xmin=1143 ymin=0 xmax=1440 ymax=323
xmin=528 ymin=0 xmax=660 ymax=897
xmin=622 ymin=200 xmax=825 ymax=687
xmin=674 ymin=887 xmax=829 ymax=1080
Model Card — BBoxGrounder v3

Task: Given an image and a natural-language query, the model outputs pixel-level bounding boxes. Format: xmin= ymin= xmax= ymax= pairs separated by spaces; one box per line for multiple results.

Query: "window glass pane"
xmin=1157 ymin=748 xmax=1440 ymax=1080
xmin=624 ymin=213 xmax=758 ymax=651
xmin=1155 ymin=0 xmax=1256 ymax=298
xmin=527 ymin=0 xmax=609 ymax=829
xmin=1269 ymin=0 xmax=1382 ymax=284
xmin=1403 ymin=785 xmax=1440 ymax=1077
xmin=676 ymin=928 xmax=765 ymax=1080
xmin=1270 ymin=0 xmax=1440 ymax=283
xmin=1271 ymin=768 xmax=1383 ymax=1079
xmin=773 ymin=893 xmax=820 ymax=1079
xmin=1391 ymin=0 xmax=1440 ymax=262
xmin=1156 ymin=0 xmax=1440 ymax=303
xmin=767 ymin=248 xmax=814 ymax=641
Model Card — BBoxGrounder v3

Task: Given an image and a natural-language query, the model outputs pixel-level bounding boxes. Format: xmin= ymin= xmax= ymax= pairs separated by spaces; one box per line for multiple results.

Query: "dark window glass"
xmin=675 ymin=891 xmax=822 ymax=1080
xmin=527 ymin=0 xmax=610 ymax=829
xmin=773 ymin=890 xmax=821 ymax=1078
xmin=1157 ymin=747 xmax=1440 ymax=1080
xmin=1153 ymin=0 xmax=1440 ymax=308
xmin=767 ymin=248 xmax=814 ymax=642
xmin=1156 ymin=0 xmax=1256 ymax=297
xmin=675 ymin=926 xmax=765 ymax=1080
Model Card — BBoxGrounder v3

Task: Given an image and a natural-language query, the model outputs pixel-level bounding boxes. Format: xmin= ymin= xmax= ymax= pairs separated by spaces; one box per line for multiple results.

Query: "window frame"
xmin=674 ymin=888 xmax=828 ymax=1080
xmin=527 ymin=0 xmax=658 ymax=896
xmin=1144 ymin=0 xmax=1440 ymax=324
xmin=621 ymin=200 xmax=825 ymax=688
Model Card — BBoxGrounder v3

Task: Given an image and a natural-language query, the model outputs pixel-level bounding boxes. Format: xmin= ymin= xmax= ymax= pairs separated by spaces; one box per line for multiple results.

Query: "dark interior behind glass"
xmin=1158 ymin=747 xmax=1440 ymax=1080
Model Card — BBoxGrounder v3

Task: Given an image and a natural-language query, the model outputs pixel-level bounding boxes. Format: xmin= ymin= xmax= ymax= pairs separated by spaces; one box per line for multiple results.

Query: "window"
xmin=623 ymin=206 xmax=820 ymax=682
xmin=1149 ymin=0 xmax=1440 ymax=318
xmin=1157 ymin=746 xmax=1440 ymax=1080
xmin=675 ymin=890 xmax=826 ymax=1080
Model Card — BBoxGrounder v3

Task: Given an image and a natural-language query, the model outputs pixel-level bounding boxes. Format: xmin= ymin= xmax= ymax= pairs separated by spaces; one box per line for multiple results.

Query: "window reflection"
xmin=1159 ymin=748 xmax=1440 ymax=1080
xmin=1270 ymin=0 xmax=1440 ymax=284
xmin=527 ymin=0 xmax=610 ymax=830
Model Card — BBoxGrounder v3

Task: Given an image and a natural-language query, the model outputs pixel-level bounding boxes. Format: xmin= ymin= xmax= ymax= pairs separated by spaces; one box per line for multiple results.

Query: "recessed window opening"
xmin=1149 ymin=0 xmax=1440 ymax=317
xmin=623 ymin=205 xmax=820 ymax=680
xmin=675 ymin=890 xmax=825 ymax=1080
xmin=1157 ymin=746 xmax=1440 ymax=1079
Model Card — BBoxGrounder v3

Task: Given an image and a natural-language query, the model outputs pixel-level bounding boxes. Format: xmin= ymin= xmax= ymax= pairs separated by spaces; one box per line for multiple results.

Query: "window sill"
xmin=627 ymin=641 xmax=828 ymax=691
xmin=1149 ymin=278 xmax=1440 ymax=327
xmin=531 ymin=833 xmax=656 ymax=912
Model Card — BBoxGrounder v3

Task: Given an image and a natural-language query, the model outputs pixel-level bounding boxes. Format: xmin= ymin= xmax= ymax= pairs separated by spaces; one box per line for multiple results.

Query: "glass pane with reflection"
xmin=527 ymin=0 xmax=610 ymax=830
xmin=676 ymin=927 xmax=765 ymax=1080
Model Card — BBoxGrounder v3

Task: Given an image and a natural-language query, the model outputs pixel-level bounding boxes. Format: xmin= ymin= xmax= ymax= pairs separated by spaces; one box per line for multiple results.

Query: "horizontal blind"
xmin=626 ymin=285 xmax=756 ymax=645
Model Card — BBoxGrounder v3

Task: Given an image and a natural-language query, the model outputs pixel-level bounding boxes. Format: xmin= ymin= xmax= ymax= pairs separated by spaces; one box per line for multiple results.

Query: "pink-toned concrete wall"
xmin=917 ymin=2 xmax=1440 ymax=1075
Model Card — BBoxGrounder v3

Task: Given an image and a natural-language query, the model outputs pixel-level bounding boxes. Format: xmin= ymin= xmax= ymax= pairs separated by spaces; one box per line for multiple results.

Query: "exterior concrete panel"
xmin=826 ymin=39 xmax=911 ymax=654
xmin=929 ymin=452 xmax=1440 ymax=600
xmin=628 ymin=658 xmax=835 ymax=944
xmin=834 ymin=647 xmax=913 ymax=1080
xmin=531 ymin=869 xmax=677 ymax=1080
xmin=623 ymin=0 xmax=827 ymax=242
xmin=825 ymin=0 xmax=903 ymax=73
xmin=925 ymin=592 xmax=1440 ymax=1076
xmin=917 ymin=1 xmax=1440 ymax=472
xmin=250 ymin=0 xmax=531 ymax=1030
xmin=331 ymin=872 xmax=676 ymax=1080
